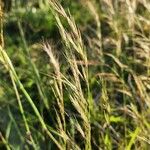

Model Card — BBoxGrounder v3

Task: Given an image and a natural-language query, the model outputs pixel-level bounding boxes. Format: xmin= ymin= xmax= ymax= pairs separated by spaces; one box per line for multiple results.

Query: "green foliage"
xmin=0 ymin=0 xmax=150 ymax=149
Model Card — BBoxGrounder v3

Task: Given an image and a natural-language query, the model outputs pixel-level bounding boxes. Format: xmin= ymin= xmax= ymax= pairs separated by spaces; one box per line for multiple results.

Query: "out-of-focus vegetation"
xmin=0 ymin=0 xmax=150 ymax=149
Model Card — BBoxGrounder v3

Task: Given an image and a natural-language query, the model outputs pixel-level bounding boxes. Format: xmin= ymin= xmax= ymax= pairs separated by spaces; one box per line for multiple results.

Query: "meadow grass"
xmin=0 ymin=0 xmax=150 ymax=149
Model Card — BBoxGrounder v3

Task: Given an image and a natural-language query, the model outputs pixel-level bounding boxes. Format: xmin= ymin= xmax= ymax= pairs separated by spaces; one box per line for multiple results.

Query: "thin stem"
xmin=10 ymin=72 xmax=37 ymax=149
xmin=17 ymin=21 xmax=49 ymax=109
xmin=0 ymin=132 xmax=11 ymax=150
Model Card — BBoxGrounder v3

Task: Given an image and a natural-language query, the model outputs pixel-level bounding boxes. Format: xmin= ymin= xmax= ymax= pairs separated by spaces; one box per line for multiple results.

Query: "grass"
xmin=0 ymin=0 xmax=150 ymax=149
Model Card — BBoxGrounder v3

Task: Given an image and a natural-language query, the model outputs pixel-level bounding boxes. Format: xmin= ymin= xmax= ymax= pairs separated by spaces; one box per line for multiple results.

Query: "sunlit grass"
xmin=0 ymin=0 xmax=150 ymax=149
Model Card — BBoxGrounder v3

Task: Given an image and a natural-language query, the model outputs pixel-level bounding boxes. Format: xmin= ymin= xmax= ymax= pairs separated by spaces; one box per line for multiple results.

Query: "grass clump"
xmin=0 ymin=0 xmax=150 ymax=149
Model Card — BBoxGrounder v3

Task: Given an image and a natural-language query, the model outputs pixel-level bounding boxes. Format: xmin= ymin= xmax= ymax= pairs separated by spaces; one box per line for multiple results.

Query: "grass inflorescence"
xmin=0 ymin=0 xmax=150 ymax=149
